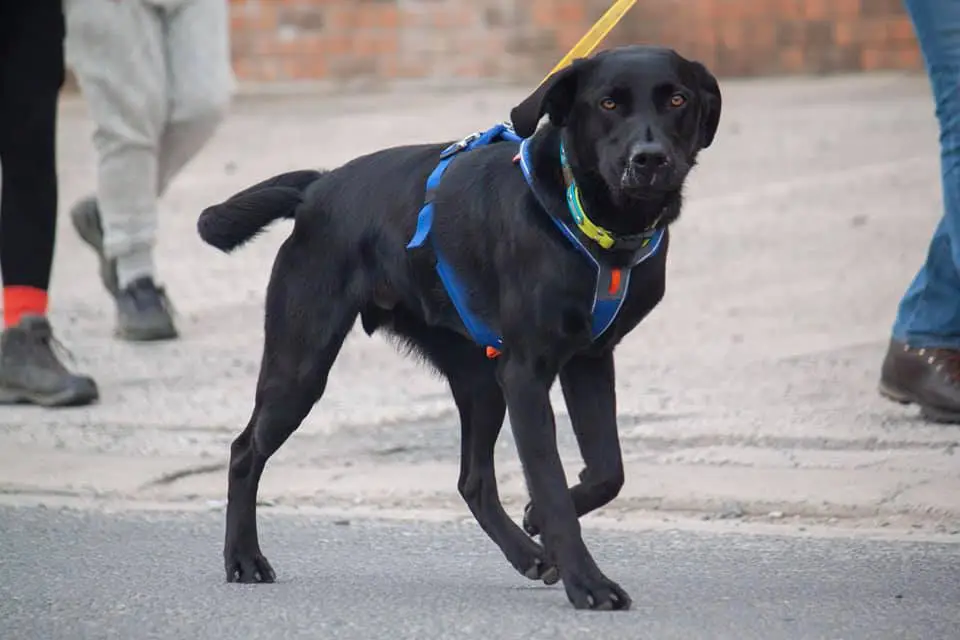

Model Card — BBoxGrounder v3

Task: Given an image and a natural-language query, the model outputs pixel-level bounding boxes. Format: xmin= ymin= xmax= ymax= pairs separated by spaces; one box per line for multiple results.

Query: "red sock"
xmin=3 ymin=286 xmax=48 ymax=328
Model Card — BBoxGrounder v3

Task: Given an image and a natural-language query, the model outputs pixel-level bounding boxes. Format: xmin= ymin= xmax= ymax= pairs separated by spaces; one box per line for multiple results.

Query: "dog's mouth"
xmin=619 ymin=162 xmax=683 ymax=194
xmin=592 ymin=152 xmax=687 ymax=208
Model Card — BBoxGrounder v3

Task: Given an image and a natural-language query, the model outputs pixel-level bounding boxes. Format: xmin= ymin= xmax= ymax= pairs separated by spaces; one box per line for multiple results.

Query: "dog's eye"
xmin=669 ymin=93 xmax=687 ymax=108
xmin=599 ymin=97 xmax=617 ymax=111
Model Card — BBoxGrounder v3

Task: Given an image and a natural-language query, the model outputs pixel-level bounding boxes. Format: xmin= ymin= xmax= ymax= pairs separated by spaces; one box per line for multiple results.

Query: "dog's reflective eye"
xmin=669 ymin=93 xmax=687 ymax=108
xmin=599 ymin=97 xmax=617 ymax=111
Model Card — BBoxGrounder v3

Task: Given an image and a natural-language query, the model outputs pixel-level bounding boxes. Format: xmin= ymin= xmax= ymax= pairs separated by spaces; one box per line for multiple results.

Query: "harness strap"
xmin=515 ymin=138 xmax=638 ymax=341
xmin=408 ymin=124 xmax=522 ymax=252
xmin=516 ymin=138 xmax=665 ymax=270
xmin=435 ymin=255 xmax=503 ymax=352
xmin=407 ymin=124 xmax=522 ymax=355
xmin=406 ymin=124 xmax=663 ymax=358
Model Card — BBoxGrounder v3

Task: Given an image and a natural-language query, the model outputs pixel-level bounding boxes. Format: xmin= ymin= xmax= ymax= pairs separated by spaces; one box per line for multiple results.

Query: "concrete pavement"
xmin=0 ymin=72 xmax=958 ymax=537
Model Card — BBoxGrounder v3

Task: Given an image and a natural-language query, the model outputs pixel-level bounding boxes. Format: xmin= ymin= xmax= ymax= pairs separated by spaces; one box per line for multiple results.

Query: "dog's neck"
xmin=531 ymin=126 xmax=681 ymax=245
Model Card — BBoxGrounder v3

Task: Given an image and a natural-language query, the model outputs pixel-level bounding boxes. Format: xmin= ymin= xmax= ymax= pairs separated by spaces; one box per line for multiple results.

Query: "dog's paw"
xmin=563 ymin=571 xmax=631 ymax=611
xmin=503 ymin=532 xmax=559 ymax=585
xmin=225 ymin=549 xmax=276 ymax=584
xmin=522 ymin=558 xmax=560 ymax=585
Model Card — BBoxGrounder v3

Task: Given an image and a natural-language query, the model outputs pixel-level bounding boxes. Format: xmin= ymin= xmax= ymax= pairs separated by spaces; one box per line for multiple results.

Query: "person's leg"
xmin=881 ymin=0 xmax=960 ymax=422
xmin=0 ymin=1 xmax=98 ymax=407
xmin=156 ymin=0 xmax=235 ymax=196
xmin=63 ymin=0 xmax=177 ymax=341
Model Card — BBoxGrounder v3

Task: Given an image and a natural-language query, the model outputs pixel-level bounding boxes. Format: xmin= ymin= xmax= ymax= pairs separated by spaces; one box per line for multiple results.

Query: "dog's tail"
xmin=197 ymin=169 xmax=325 ymax=253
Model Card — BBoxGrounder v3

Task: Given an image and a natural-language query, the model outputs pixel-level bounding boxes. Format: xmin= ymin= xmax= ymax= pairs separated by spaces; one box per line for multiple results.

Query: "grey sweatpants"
xmin=64 ymin=0 xmax=235 ymax=288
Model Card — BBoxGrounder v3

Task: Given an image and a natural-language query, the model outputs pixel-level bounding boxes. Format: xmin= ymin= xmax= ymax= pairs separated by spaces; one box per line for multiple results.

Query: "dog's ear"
xmin=510 ymin=59 xmax=588 ymax=138
xmin=691 ymin=61 xmax=722 ymax=149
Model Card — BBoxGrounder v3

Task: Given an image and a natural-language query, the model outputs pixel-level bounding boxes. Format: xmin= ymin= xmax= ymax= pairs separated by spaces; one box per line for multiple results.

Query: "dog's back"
xmin=196 ymin=142 xmax=465 ymax=255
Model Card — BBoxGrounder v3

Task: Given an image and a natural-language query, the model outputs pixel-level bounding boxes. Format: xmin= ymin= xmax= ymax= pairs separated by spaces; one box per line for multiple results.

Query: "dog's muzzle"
xmin=622 ymin=142 xmax=674 ymax=190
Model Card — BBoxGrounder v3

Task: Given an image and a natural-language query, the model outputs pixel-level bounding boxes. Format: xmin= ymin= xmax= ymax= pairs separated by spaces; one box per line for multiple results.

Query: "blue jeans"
xmin=892 ymin=0 xmax=960 ymax=348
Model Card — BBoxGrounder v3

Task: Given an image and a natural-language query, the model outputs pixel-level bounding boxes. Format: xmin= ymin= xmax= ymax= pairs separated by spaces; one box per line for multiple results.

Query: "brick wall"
xmin=228 ymin=0 xmax=922 ymax=85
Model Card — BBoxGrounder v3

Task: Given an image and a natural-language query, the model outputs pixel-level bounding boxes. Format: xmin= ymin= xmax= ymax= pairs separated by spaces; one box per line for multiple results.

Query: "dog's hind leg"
xmin=520 ymin=351 xmax=625 ymax=538
xmin=223 ymin=237 xmax=358 ymax=584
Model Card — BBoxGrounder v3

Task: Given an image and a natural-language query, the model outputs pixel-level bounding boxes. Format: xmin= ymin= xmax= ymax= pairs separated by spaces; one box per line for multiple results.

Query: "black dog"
xmin=198 ymin=45 xmax=721 ymax=611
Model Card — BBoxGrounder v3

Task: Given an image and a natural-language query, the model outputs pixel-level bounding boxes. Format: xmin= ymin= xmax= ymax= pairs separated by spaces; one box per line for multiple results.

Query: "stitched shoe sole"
xmin=919 ymin=404 xmax=960 ymax=424
xmin=0 ymin=382 xmax=99 ymax=408
xmin=878 ymin=381 xmax=960 ymax=424
xmin=877 ymin=380 xmax=913 ymax=405
xmin=70 ymin=197 xmax=120 ymax=297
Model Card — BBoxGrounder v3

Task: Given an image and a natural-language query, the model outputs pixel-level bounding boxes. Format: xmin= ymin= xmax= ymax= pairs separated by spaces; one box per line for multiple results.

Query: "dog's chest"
xmin=405 ymin=225 xmax=668 ymax=359
xmin=598 ymin=264 xmax=667 ymax=349
xmin=548 ymin=244 xmax=669 ymax=356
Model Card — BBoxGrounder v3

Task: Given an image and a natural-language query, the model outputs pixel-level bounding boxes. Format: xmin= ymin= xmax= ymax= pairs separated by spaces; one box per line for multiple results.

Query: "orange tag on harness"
xmin=608 ymin=269 xmax=622 ymax=295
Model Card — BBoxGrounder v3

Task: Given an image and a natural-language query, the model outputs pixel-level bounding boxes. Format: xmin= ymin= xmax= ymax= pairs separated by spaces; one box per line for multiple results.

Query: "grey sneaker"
xmin=70 ymin=196 xmax=120 ymax=297
xmin=0 ymin=315 xmax=99 ymax=407
xmin=71 ymin=197 xmax=179 ymax=342
xmin=115 ymin=277 xmax=178 ymax=342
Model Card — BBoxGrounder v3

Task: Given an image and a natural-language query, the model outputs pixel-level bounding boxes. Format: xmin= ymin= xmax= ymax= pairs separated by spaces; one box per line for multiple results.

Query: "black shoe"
xmin=0 ymin=315 xmax=99 ymax=407
xmin=115 ymin=277 xmax=178 ymax=342
xmin=879 ymin=339 xmax=960 ymax=424
xmin=70 ymin=196 xmax=120 ymax=297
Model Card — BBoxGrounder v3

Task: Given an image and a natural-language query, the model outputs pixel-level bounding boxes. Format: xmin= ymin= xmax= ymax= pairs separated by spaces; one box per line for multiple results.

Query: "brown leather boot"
xmin=879 ymin=339 xmax=960 ymax=424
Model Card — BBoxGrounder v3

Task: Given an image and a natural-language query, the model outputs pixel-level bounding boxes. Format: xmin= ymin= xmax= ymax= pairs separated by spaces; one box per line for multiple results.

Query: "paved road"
xmin=2 ymin=506 xmax=958 ymax=640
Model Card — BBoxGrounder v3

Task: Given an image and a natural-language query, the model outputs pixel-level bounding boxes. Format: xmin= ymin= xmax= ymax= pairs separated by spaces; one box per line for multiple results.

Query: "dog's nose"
xmin=630 ymin=144 xmax=668 ymax=170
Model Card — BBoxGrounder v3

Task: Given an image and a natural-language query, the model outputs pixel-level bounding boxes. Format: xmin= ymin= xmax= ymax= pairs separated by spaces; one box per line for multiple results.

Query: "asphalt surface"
xmin=1 ymin=506 xmax=958 ymax=640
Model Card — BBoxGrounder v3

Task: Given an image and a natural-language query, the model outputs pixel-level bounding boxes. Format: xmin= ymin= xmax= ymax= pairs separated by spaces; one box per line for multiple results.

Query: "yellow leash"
xmin=535 ymin=0 xmax=641 ymax=250
xmin=541 ymin=0 xmax=639 ymax=83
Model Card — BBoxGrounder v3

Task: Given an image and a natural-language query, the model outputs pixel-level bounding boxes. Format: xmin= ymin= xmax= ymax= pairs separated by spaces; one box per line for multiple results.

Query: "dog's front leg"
xmin=497 ymin=354 xmax=631 ymax=611
xmin=521 ymin=350 xmax=625 ymax=537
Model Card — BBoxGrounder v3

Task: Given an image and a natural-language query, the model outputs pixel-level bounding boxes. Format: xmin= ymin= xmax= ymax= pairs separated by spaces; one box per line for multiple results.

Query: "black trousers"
xmin=0 ymin=1 xmax=66 ymax=291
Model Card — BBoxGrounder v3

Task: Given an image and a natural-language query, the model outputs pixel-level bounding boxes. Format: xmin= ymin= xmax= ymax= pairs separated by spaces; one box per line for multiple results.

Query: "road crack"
xmin=140 ymin=462 xmax=227 ymax=489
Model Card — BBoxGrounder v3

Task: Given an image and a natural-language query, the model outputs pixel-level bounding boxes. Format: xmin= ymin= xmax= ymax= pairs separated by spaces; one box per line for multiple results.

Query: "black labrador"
xmin=197 ymin=45 xmax=721 ymax=611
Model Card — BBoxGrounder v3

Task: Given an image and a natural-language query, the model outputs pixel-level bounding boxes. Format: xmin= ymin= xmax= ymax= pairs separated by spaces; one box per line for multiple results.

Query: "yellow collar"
xmin=559 ymin=141 xmax=658 ymax=251
xmin=563 ymin=180 xmax=616 ymax=249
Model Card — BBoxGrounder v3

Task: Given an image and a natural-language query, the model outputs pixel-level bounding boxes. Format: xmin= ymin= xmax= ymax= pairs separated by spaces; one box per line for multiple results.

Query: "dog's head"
xmin=510 ymin=46 xmax=721 ymax=210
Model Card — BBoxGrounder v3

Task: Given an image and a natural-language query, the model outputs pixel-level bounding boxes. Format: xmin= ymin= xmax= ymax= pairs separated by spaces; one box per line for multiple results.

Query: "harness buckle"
xmin=440 ymin=131 xmax=483 ymax=160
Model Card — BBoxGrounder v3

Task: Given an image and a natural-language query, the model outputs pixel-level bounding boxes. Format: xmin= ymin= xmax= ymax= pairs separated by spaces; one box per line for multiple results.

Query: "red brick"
xmin=718 ymin=21 xmax=745 ymax=50
xmin=831 ymin=0 xmax=862 ymax=19
xmin=896 ymin=46 xmax=922 ymax=70
xmin=779 ymin=47 xmax=806 ymax=73
xmin=861 ymin=47 xmax=885 ymax=71
xmin=834 ymin=21 xmax=855 ymax=47
xmin=888 ymin=17 xmax=917 ymax=44
xmin=531 ymin=0 xmax=556 ymax=29
xmin=775 ymin=0 xmax=804 ymax=21
xmin=226 ymin=0 xmax=922 ymax=84
xmin=803 ymin=0 xmax=828 ymax=20
xmin=556 ymin=1 xmax=584 ymax=24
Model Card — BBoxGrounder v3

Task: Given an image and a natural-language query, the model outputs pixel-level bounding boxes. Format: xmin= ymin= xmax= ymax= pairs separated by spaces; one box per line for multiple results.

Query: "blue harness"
xmin=406 ymin=123 xmax=664 ymax=357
